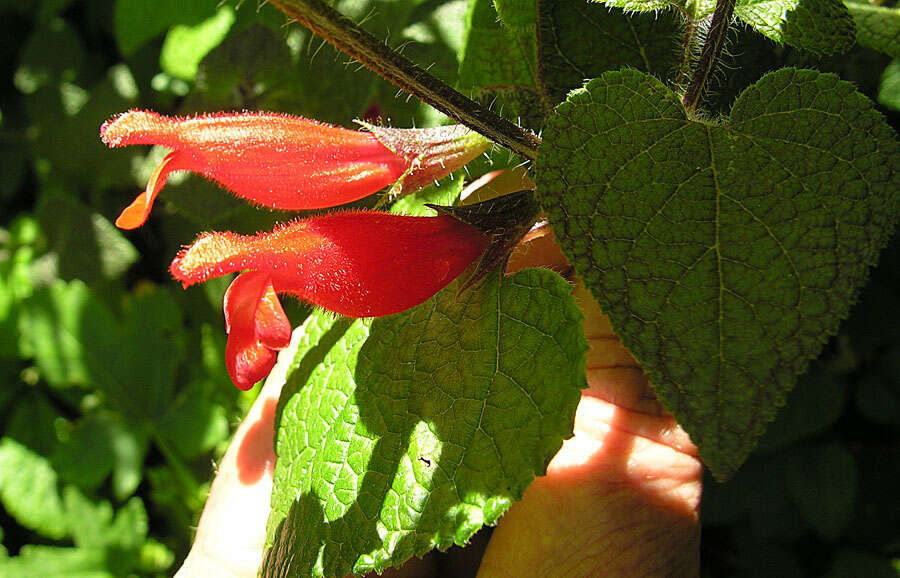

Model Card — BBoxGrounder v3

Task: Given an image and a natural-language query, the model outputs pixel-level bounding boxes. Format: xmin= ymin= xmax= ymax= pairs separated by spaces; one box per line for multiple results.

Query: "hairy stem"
xmin=269 ymin=0 xmax=542 ymax=161
xmin=682 ymin=0 xmax=736 ymax=113
xmin=674 ymin=18 xmax=700 ymax=92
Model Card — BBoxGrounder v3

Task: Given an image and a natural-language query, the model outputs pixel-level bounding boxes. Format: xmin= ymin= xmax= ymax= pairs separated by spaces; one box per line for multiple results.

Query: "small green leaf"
xmin=391 ymin=177 xmax=465 ymax=217
xmin=52 ymin=411 xmax=148 ymax=498
xmin=878 ymin=59 xmax=900 ymax=111
xmin=191 ymin=24 xmax=294 ymax=110
xmin=155 ymin=384 xmax=229 ymax=459
xmin=494 ymin=0 xmax=536 ymax=31
xmin=14 ymin=18 xmax=85 ymax=95
xmin=854 ymin=345 xmax=900 ymax=427
xmin=736 ymin=0 xmax=856 ymax=55
xmin=114 ymin=287 xmax=184 ymax=422
xmin=825 ymin=549 xmax=899 ymax=578
xmin=785 ymin=442 xmax=857 ymax=541
xmin=588 ymin=0 xmax=678 ymax=14
xmin=37 ymin=189 xmax=138 ymax=284
xmin=0 ymin=546 xmax=110 ymax=578
xmin=0 ymin=217 xmax=38 ymax=358
xmin=536 ymin=68 xmax=900 ymax=479
xmin=263 ymin=269 xmax=586 ymax=577
xmin=5 ymin=390 xmax=60 ymax=456
xmin=846 ymin=1 xmax=900 ymax=58
xmin=52 ymin=415 xmax=117 ymax=491
xmin=18 ymin=280 xmax=119 ymax=388
xmin=26 ymin=65 xmax=141 ymax=189
xmin=459 ymin=0 xmax=549 ymax=124
xmin=160 ymin=5 xmax=236 ymax=82
xmin=114 ymin=0 xmax=221 ymax=56
xmin=756 ymin=363 xmax=846 ymax=453
xmin=64 ymin=488 xmax=148 ymax=556
xmin=538 ymin=0 xmax=679 ymax=104
xmin=0 ymin=437 xmax=67 ymax=539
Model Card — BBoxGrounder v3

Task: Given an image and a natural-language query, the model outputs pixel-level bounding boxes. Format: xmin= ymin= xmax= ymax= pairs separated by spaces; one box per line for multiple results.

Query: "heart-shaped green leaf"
xmin=535 ymin=68 xmax=899 ymax=479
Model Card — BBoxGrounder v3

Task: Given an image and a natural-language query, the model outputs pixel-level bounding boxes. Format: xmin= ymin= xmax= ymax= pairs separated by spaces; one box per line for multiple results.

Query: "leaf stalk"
xmin=682 ymin=0 xmax=736 ymax=113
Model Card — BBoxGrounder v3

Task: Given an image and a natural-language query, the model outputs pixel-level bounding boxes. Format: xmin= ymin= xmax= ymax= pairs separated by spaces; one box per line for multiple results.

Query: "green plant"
xmin=0 ymin=0 xmax=898 ymax=575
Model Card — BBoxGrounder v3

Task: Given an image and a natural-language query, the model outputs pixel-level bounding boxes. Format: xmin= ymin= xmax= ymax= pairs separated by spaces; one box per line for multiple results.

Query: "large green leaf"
xmin=262 ymin=269 xmax=586 ymax=577
xmin=535 ymin=68 xmax=899 ymax=479
xmin=846 ymin=1 xmax=900 ymax=58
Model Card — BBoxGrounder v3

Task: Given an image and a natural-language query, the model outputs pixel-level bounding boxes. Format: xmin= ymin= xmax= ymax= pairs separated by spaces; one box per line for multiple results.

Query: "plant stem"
xmin=674 ymin=19 xmax=700 ymax=92
xmin=682 ymin=0 xmax=736 ymax=113
xmin=269 ymin=0 xmax=542 ymax=161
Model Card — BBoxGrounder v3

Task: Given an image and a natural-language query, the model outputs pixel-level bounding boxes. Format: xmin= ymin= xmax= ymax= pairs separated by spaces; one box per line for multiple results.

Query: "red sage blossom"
xmin=170 ymin=212 xmax=489 ymax=389
xmin=101 ymin=110 xmax=489 ymax=229
xmin=103 ymin=109 xmax=492 ymax=389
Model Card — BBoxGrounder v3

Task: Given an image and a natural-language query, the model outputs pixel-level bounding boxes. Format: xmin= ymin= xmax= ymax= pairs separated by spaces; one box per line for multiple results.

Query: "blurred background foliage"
xmin=0 ymin=0 xmax=897 ymax=575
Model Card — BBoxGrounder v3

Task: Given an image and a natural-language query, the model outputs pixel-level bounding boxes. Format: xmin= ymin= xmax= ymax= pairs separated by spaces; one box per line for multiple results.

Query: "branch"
xmin=269 ymin=0 xmax=542 ymax=161
xmin=682 ymin=0 xmax=736 ymax=113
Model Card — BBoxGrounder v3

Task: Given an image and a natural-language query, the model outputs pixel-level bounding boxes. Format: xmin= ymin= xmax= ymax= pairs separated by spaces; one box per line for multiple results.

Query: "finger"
xmin=176 ymin=327 xmax=301 ymax=578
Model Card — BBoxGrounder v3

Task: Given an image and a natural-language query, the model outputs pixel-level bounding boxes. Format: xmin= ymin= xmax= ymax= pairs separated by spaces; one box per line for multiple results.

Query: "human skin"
xmin=175 ymin=233 xmax=703 ymax=578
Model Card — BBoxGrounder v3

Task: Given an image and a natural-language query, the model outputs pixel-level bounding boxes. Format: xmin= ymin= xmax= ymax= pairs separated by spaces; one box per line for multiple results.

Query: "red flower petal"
xmin=171 ymin=211 xmax=489 ymax=318
xmin=223 ymin=272 xmax=290 ymax=390
xmin=115 ymin=151 xmax=190 ymax=230
xmin=101 ymin=110 xmax=409 ymax=227
xmin=254 ymin=281 xmax=292 ymax=350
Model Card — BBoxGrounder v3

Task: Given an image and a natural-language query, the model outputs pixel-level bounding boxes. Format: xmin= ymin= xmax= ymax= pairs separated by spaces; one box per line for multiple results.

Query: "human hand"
xmin=175 ymin=232 xmax=702 ymax=578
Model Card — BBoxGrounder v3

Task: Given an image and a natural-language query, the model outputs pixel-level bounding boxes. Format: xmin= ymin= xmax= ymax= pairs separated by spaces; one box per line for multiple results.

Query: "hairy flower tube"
xmin=170 ymin=211 xmax=489 ymax=389
xmin=100 ymin=110 xmax=490 ymax=229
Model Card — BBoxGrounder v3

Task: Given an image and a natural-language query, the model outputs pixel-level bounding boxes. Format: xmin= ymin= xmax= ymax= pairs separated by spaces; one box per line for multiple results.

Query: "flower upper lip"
xmin=101 ymin=110 xmax=490 ymax=230
xmin=101 ymin=110 xmax=409 ymax=229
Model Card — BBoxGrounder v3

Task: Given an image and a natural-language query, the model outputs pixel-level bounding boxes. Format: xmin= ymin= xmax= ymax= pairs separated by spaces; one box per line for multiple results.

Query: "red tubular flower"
xmin=100 ymin=110 xmax=407 ymax=229
xmin=170 ymin=211 xmax=489 ymax=389
xmin=100 ymin=110 xmax=490 ymax=230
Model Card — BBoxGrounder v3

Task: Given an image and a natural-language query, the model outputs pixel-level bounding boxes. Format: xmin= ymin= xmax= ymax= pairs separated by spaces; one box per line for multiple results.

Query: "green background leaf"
xmin=263 ymin=269 xmax=586 ymax=576
xmin=536 ymin=68 xmax=899 ymax=478
xmin=114 ymin=0 xmax=221 ymax=56
xmin=537 ymin=0 xmax=679 ymax=104
xmin=785 ymin=442 xmax=858 ymax=541
xmin=459 ymin=0 xmax=549 ymax=124
xmin=0 ymin=438 xmax=68 ymax=539
xmin=736 ymin=0 xmax=856 ymax=55
xmin=846 ymin=1 xmax=900 ymax=58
